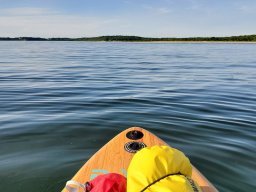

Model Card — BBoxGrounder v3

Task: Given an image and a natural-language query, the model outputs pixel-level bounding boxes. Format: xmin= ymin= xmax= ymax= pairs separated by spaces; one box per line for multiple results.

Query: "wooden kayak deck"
xmin=62 ymin=127 xmax=218 ymax=192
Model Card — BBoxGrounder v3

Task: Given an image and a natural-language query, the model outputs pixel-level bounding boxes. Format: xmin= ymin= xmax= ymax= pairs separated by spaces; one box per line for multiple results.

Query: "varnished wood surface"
xmin=62 ymin=127 xmax=218 ymax=192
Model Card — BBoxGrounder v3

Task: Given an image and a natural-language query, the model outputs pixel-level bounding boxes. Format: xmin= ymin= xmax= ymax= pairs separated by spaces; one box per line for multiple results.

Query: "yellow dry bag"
xmin=127 ymin=145 xmax=201 ymax=192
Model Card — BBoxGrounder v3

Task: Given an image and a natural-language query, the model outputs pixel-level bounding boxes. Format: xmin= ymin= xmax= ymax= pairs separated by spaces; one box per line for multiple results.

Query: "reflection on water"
xmin=0 ymin=42 xmax=255 ymax=192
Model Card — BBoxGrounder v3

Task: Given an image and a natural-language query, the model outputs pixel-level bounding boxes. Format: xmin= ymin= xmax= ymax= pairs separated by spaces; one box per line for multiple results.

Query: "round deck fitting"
xmin=124 ymin=141 xmax=146 ymax=153
xmin=126 ymin=130 xmax=144 ymax=140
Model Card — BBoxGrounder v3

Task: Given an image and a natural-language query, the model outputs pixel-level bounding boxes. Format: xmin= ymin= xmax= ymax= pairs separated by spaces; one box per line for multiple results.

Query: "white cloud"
xmin=156 ymin=7 xmax=171 ymax=14
xmin=142 ymin=5 xmax=172 ymax=15
xmin=238 ymin=5 xmax=256 ymax=13
xmin=0 ymin=7 xmax=121 ymax=37
xmin=185 ymin=0 xmax=203 ymax=10
xmin=0 ymin=7 xmax=57 ymax=16
xmin=0 ymin=4 xmax=255 ymax=38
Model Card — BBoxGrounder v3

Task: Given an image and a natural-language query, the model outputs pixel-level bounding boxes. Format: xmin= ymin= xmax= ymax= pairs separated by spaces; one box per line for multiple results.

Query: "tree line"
xmin=1 ymin=35 xmax=256 ymax=41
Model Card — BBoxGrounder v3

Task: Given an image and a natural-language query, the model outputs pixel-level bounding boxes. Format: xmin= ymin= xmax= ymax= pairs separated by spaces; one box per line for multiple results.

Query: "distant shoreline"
xmin=1 ymin=40 xmax=256 ymax=43
xmin=0 ymin=35 xmax=256 ymax=42
xmin=1 ymin=40 xmax=256 ymax=44
xmin=95 ymin=41 xmax=256 ymax=43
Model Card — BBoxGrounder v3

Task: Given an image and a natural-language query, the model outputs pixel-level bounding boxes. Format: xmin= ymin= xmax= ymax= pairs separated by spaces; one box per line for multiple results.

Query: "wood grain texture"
xmin=62 ymin=127 xmax=218 ymax=192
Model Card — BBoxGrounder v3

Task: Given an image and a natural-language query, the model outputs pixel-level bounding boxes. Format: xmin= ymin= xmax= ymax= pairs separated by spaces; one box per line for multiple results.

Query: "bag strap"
xmin=140 ymin=172 xmax=183 ymax=192
xmin=186 ymin=177 xmax=200 ymax=192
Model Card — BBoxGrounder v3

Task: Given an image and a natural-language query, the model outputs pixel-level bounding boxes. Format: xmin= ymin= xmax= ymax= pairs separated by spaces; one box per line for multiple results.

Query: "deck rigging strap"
xmin=140 ymin=173 xmax=200 ymax=192
xmin=140 ymin=172 xmax=183 ymax=192
xmin=186 ymin=177 xmax=200 ymax=192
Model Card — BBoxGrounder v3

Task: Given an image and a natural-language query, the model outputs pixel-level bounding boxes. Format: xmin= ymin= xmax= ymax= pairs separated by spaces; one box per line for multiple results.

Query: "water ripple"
xmin=0 ymin=42 xmax=256 ymax=192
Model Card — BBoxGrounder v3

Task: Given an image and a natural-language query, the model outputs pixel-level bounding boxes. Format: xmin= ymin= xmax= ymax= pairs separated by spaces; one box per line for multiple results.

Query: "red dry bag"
xmin=86 ymin=173 xmax=126 ymax=192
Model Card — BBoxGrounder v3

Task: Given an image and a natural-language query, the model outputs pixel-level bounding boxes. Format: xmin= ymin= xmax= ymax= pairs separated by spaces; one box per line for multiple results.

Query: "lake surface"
xmin=0 ymin=41 xmax=255 ymax=192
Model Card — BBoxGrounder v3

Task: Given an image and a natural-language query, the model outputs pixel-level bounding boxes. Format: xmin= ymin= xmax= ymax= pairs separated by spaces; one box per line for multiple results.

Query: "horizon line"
xmin=1 ymin=34 xmax=256 ymax=39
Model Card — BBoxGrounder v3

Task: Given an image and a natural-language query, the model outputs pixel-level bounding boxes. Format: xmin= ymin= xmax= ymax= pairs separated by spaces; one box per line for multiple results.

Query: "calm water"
xmin=0 ymin=42 xmax=255 ymax=192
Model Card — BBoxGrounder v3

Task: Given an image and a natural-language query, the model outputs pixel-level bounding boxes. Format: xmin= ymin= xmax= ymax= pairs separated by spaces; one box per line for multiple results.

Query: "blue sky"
xmin=0 ymin=0 xmax=255 ymax=37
